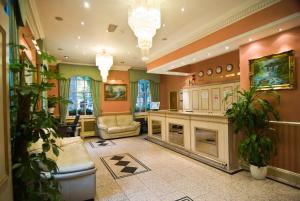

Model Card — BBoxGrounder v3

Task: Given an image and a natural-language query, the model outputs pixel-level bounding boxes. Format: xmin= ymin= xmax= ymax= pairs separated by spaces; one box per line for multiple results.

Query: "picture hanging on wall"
xmin=104 ymin=84 xmax=127 ymax=101
xmin=249 ymin=50 xmax=295 ymax=90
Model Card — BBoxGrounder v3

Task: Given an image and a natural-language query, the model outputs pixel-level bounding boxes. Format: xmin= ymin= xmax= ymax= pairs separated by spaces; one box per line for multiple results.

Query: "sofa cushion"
xmin=56 ymin=143 xmax=95 ymax=174
xmin=99 ymin=116 xmax=117 ymax=127
xmin=116 ymin=115 xmax=133 ymax=126
xmin=107 ymin=125 xmax=137 ymax=134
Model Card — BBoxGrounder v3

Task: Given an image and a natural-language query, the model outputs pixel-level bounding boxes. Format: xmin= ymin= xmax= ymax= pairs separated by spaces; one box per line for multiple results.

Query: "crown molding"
xmin=148 ymin=0 xmax=280 ymax=63
xmin=19 ymin=0 xmax=45 ymax=39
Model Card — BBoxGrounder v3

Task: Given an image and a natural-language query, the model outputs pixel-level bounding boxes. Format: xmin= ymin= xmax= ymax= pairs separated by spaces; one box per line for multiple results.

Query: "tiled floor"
xmin=84 ymin=136 xmax=300 ymax=201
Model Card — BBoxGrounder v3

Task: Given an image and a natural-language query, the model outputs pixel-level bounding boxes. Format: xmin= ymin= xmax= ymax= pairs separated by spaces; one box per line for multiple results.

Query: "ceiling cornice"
xmin=19 ymin=0 xmax=45 ymax=39
xmin=148 ymin=0 xmax=280 ymax=63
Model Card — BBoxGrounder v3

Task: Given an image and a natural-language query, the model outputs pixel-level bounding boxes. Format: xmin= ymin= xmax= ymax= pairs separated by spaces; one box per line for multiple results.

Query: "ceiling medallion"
xmin=96 ymin=51 xmax=113 ymax=82
xmin=128 ymin=0 xmax=161 ymax=61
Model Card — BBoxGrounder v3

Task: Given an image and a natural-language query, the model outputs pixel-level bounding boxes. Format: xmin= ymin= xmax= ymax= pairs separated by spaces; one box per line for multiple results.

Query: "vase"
xmin=250 ymin=164 xmax=268 ymax=180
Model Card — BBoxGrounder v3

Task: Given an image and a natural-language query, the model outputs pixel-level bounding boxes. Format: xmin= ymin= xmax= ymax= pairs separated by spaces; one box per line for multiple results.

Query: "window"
xmin=136 ymin=79 xmax=151 ymax=112
xmin=68 ymin=76 xmax=93 ymax=116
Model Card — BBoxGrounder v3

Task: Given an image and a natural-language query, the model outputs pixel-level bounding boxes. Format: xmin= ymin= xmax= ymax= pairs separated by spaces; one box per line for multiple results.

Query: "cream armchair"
xmin=96 ymin=114 xmax=140 ymax=139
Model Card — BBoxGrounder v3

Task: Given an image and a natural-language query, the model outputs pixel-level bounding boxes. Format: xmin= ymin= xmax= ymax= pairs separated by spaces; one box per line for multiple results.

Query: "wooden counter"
xmin=147 ymin=110 xmax=240 ymax=173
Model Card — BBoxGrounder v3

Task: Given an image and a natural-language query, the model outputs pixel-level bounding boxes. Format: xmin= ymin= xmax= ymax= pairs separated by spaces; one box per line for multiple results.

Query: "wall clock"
xmin=216 ymin=66 xmax=222 ymax=74
xmin=207 ymin=68 xmax=213 ymax=76
xmin=198 ymin=71 xmax=204 ymax=77
xmin=226 ymin=64 xmax=233 ymax=72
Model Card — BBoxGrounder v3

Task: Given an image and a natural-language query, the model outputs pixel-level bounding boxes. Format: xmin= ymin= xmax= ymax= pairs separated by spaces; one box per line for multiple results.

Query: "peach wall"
xmin=160 ymin=51 xmax=240 ymax=109
xmin=19 ymin=25 xmax=36 ymax=66
xmin=240 ymin=26 xmax=300 ymax=121
xmin=101 ymin=70 xmax=131 ymax=113
xmin=148 ymin=0 xmax=300 ymax=71
xmin=159 ymin=75 xmax=188 ymax=109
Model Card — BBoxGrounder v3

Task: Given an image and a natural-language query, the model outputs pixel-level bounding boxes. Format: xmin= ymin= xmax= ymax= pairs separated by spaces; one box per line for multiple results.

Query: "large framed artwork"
xmin=104 ymin=84 xmax=127 ymax=101
xmin=249 ymin=50 xmax=295 ymax=90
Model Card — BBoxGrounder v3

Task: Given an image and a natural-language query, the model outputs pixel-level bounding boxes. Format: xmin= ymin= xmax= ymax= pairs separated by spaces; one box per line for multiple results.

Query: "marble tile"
xmin=84 ymin=135 xmax=300 ymax=201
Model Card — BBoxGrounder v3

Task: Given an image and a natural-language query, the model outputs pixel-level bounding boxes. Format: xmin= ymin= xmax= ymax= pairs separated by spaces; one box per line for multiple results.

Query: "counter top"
xmin=148 ymin=110 xmax=227 ymax=118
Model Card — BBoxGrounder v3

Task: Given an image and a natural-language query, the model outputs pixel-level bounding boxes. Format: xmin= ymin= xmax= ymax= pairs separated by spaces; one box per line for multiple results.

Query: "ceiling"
xmin=34 ymin=0 xmax=267 ymax=70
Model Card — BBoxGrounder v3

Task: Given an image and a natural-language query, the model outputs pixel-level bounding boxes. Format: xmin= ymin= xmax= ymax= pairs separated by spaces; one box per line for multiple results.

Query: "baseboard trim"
xmin=147 ymin=136 xmax=241 ymax=174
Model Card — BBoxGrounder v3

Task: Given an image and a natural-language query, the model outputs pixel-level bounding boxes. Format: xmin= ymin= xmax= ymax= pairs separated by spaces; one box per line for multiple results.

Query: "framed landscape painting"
xmin=249 ymin=50 xmax=295 ymax=90
xmin=104 ymin=84 xmax=127 ymax=101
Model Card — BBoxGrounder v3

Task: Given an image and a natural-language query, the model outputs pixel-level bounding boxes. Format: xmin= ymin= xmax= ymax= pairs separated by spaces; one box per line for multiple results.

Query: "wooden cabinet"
xmin=182 ymin=82 xmax=240 ymax=114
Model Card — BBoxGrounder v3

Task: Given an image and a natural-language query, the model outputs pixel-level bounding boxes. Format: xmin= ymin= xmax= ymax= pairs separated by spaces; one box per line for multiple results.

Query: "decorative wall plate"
xmin=226 ymin=64 xmax=233 ymax=72
xmin=216 ymin=66 xmax=222 ymax=74
xmin=198 ymin=71 xmax=204 ymax=77
xmin=207 ymin=68 xmax=213 ymax=76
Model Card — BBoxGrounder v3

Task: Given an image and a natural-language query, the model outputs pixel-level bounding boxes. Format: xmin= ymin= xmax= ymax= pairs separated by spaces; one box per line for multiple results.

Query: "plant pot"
xmin=48 ymin=107 xmax=55 ymax=114
xmin=250 ymin=164 xmax=268 ymax=180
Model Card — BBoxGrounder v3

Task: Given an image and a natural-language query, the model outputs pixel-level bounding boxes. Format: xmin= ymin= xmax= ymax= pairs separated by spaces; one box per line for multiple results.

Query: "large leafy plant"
xmin=10 ymin=44 xmax=68 ymax=201
xmin=225 ymin=85 xmax=280 ymax=167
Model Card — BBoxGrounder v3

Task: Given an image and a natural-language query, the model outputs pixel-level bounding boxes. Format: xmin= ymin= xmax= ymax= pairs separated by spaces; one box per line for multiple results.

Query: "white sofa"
xmin=29 ymin=135 xmax=96 ymax=201
xmin=96 ymin=114 xmax=140 ymax=139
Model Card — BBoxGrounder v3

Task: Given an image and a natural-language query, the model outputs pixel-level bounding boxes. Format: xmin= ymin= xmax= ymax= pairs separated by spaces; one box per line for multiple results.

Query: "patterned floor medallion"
xmin=175 ymin=196 xmax=193 ymax=201
xmin=100 ymin=153 xmax=151 ymax=179
xmin=88 ymin=139 xmax=115 ymax=148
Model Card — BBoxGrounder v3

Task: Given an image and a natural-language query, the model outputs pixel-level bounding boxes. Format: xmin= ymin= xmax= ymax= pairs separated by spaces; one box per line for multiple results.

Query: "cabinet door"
xmin=192 ymin=90 xmax=199 ymax=110
xmin=182 ymin=90 xmax=192 ymax=111
xmin=199 ymin=88 xmax=210 ymax=112
xmin=222 ymin=84 xmax=234 ymax=113
xmin=211 ymin=87 xmax=221 ymax=113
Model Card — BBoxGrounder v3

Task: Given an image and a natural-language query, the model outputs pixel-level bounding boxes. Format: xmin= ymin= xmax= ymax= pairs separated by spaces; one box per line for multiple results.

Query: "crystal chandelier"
xmin=128 ymin=0 xmax=161 ymax=61
xmin=95 ymin=51 xmax=113 ymax=82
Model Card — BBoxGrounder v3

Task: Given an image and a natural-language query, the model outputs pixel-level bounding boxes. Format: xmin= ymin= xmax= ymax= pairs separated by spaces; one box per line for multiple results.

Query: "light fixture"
xmin=96 ymin=51 xmax=113 ymax=82
xmin=64 ymin=56 xmax=69 ymax=59
xmin=181 ymin=7 xmax=185 ymax=12
xmin=278 ymin=28 xmax=283 ymax=32
xmin=81 ymin=21 xmax=85 ymax=26
xmin=162 ymin=23 xmax=166 ymax=27
xmin=249 ymin=38 xmax=253 ymax=42
xmin=84 ymin=1 xmax=90 ymax=8
xmin=225 ymin=46 xmax=229 ymax=50
xmin=77 ymin=36 xmax=81 ymax=39
xmin=32 ymin=39 xmax=37 ymax=45
xmin=207 ymin=52 xmax=211 ymax=56
xmin=128 ymin=0 xmax=161 ymax=61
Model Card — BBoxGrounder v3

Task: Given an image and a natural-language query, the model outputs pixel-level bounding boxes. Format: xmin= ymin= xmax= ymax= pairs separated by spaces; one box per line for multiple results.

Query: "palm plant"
xmin=225 ymin=85 xmax=280 ymax=168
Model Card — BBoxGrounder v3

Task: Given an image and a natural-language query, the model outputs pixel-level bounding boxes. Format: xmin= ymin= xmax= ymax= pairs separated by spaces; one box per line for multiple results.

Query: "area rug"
xmin=175 ymin=196 xmax=193 ymax=201
xmin=100 ymin=153 xmax=151 ymax=179
xmin=88 ymin=139 xmax=115 ymax=148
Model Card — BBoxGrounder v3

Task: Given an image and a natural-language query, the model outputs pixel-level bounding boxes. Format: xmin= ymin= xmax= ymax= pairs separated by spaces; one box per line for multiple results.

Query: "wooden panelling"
xmin=270 ymin=122 xmax=300 ymax=174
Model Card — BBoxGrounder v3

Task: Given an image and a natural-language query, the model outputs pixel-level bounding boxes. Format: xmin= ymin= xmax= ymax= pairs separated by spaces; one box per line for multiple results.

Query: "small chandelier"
xmin=96 ymin=51 xmax=113 ymax=82
xmin=128 ymin=0 xmax=161 ymax=61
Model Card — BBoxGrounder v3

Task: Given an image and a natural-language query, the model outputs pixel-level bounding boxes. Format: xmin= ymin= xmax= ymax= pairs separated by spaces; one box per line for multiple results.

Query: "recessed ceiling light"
xmin=225 ymin=46 xmax=229 ymax=50
xmin=278 ymin=28 xmax=283 ymax=32
xmin=162 ymin=23 xmax=166 ymax=27
xmin=207 ymin=53 xmax=211 ymax=56
xmin=81 ymin=21 xmax=85 ymax=26
xmin=77 ymin=36 xmax=81 ymax=39
xmin=181 ymin=7 xmax=185 ymax=12
xmin=84 ymin=1 xmax=90 ymax=8
xmin=64 ymin=56 xmax=69 ymax=59
xmin=55 ymin=16 xmax=63 ymax=21
xmin=249 ymin=38 xmax=253 ymax=42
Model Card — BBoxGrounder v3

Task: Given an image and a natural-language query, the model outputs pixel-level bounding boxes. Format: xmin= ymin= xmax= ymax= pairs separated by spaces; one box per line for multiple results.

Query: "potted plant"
xmin=225 ymin=85 xmax=280 ymax=179
xmin=47 ymin=95 xmax=57 ymax=114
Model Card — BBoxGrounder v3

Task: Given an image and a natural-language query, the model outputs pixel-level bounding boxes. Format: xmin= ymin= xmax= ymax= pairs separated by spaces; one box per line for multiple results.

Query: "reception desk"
xmin=148 ymin=110 xmax=240 ymax=173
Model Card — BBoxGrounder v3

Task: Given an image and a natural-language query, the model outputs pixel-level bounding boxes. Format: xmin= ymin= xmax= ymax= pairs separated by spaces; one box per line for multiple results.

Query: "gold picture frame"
xmin=249 ymin=50 xmax=295 ymax=90
xmin=104 ymin=84 xmax=127 ymax=101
